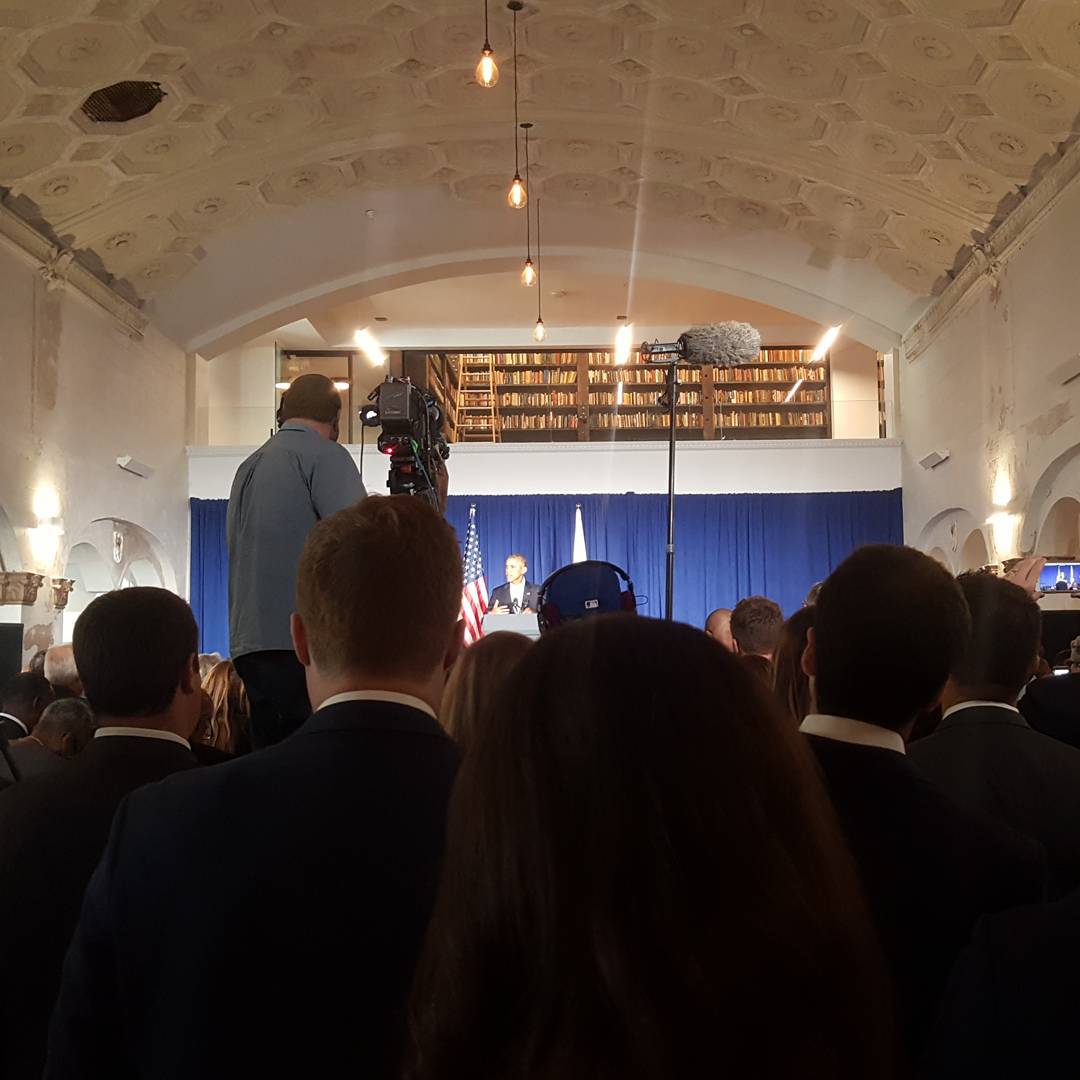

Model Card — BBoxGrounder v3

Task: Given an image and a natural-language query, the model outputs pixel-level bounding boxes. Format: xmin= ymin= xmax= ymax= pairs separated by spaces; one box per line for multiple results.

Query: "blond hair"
xmin=440 ymin=632 xmax=533 ymax=751
xmin=201 ymin=660 xmax=249 ymax=753
xmin=297 ymin=496 xmax=463 ymax=679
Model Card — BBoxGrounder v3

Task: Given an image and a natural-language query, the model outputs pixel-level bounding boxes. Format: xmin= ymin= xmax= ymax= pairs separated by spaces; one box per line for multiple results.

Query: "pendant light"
xmin=533 ymin=197 xmax=546 ymax=342
xmin=506 ymin=1 xmax=527 ymax=210
xmin=475 ymin=0 xmax=499 ymax=87
xmin=520 ymin=122 xmax=536 ymax=286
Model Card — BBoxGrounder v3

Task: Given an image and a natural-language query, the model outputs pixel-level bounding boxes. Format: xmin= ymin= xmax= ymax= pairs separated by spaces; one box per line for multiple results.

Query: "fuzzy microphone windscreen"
xmin=679 ymin=323 xmax=763 ymax=367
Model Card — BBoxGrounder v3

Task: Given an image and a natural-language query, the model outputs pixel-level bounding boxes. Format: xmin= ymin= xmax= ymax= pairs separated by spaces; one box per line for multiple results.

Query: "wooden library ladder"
xmin=457 ymin=353 xmax=500 ymax=443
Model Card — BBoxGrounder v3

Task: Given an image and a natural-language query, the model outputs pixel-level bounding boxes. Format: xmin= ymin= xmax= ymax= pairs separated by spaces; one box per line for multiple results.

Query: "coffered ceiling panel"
xmin=0 ymin=0 xmax=1073 ymax=332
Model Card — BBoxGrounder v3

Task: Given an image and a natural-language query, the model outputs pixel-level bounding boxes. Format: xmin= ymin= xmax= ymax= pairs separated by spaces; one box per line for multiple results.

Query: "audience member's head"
xmin=31 ymin=697 xmax=95 ymax=758
xmin=804 ymin=581 xmax=824 ymax=606
xmin=74 ymin=588 xmax=202 ymax=738
xmin=773 ymin=605 xmax=815 ymax=726
xmin=806 ymin=545 xmax=970 ymax=733
xmin=0 ymin=671 xmax=53 ymax=732
xmin=409 ymin=614 xmax=894 ymax=1080
xmin=294 ymin=496 xmax=464 ymax=710
xmin=947 ymin=573 xmax=1041 ymax=706
xmin=27 ymin=649 xmax=47 ymax=676
xmin=740 ymin=651 xmax=774 ymax=686
xmin=44 ymin=643 xmax=83 ymax=699
xmin=198 ymin=653 xmax=223 ymax=682
xmin=730 ymin=596 xmax=784 ymax=658
xmin=277 ymin=373 xmax=343 ymax=441
xmin=704 ymin=607 xmax=734 ymax=651
xmin=201 ymin=660 xmax=250 ymax=754
xmin=441 ymin=633 xmax=533 ymax=752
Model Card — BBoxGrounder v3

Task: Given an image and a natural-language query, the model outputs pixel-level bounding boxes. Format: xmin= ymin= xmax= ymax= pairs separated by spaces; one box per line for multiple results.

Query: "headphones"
xmin=537 ymin=560 xmax=636 ymax=633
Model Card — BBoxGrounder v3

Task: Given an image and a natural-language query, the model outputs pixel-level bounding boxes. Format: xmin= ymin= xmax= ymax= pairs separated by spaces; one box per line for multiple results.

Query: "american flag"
xmin=460 ymin=504 xmax=489 ymax=645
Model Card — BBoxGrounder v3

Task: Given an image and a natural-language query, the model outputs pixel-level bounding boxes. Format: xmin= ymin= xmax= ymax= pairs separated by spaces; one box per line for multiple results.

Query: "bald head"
xmin=705 ymin=608 xmax=734 ymax=651
xmin=44 ymin=644 xmax=83 ymax=698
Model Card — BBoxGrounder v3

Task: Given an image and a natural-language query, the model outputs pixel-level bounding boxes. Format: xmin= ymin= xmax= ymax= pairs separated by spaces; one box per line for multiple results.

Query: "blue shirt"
xmin=227 ymin=422 xmax=366 ymax=656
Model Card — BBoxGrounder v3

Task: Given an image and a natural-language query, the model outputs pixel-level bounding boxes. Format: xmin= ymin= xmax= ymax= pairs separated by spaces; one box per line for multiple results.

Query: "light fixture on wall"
xmin=354 ymin=328 xmax=387 ymax=366
xmin=29 ymin=482 xmax=63 ymax=574
xmin=533 ymin=197 xmax=546 ymax=342
xmin=520 ymin=121 xmax=536 ymax=286
xmin=274 ymin=381 xmax=290 ymax=391
xmin=615 ymin=317 xmax=633 ymax=365
xmin=506 ymin=1 xmax=527 ymax=210
xmin=475 ymin=0 xmax=499 ymax=87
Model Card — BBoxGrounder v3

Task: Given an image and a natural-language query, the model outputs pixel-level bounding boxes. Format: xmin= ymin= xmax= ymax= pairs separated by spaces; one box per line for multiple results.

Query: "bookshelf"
xmin=405 ymin=346 xmax=831 ymax=443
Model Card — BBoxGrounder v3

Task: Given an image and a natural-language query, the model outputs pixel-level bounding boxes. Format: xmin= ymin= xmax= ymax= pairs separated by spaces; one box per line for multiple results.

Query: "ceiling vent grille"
xmin=81 ymin=82 xmax=165 ymax=124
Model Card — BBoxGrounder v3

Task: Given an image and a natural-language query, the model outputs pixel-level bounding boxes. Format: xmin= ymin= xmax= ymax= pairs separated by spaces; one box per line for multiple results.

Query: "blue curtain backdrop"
xmin=192 ymin=490 xmax=901 ymax=653
xmin=190 ymin=498 xmax=230 ymax=656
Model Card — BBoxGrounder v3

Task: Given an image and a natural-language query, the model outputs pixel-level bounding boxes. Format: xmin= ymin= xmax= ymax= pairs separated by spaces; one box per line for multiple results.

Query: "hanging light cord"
xmin=483 ymin=0 xmax=490 ymax=48
xmin=524 ymin=125 xmax=532 ymax=257
xmin=536 ymin=197 xmax=542 ymax=321
xmin=512 ymin=5 xmax=520 ymax=175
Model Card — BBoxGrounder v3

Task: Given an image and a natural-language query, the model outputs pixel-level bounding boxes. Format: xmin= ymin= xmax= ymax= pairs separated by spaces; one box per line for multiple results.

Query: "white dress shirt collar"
xmin=799 ymin=713 xmax=906 ymax=755
xmin=941 ymin=700 xmax=1020 ymax=721
xmin=94 ymin=726 xmax=191 ymax=750
xmin=316 ymin=690 xmax=437 ymax=722
xmin=0 ymin=712 xmax=28 ymax=736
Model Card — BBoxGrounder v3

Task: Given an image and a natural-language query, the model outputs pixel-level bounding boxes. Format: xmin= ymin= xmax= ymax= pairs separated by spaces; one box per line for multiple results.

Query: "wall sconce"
xmin=51 ymin=577 xmax=75 ymax=611
xmin=29 ymin=482 xmax=64 ymax=574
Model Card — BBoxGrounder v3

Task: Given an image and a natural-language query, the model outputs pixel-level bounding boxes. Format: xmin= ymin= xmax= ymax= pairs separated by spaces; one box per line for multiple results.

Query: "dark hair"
xmin=730 ymin=595 xmax=784 ymax=656
xmin=278 ymin=373 xmax=341 ymax=425
xmin=952 ymin=573 xmax=1040 ymax=700
xmin=804 ymin=581 xmax=824 ymax=606
xmin=409 ymin=615 xmax=895 ymax=1080
xmin=773 ymin=605 xmax=815 ymax=726
xmin=74 ymin=588 xmax=198 ymax=718
xmin=814 ymin=545 xmax=970 ymax=731
xmin=0 ymin=672 xmax=53 ymax=728
xmin=36 ymin=697 xmax=95 ymax=751
xmin=297 ymin=496 xmax=462 ymax=679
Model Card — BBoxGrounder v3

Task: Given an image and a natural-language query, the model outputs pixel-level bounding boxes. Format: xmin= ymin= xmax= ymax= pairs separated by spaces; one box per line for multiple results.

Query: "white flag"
xmin=573 ymin=505 xmax=588 ymax=563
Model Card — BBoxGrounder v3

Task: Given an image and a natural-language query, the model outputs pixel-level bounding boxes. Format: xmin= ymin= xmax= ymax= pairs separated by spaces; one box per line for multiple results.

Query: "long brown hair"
xmin=201 ymin=660 xmax=249 ymax=754
xmin=773 ymin=605 xmax=815 ymax=726
xmin=440 ymin=632 xmax=533 ymax=752
xmin=408 ymin=615 xmax=896 ymax=1080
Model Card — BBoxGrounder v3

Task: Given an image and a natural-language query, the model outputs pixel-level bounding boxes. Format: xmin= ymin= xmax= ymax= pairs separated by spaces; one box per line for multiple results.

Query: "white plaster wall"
xmin=901 ymin=173 xmax=1080 ymax=562
xmin=831 ymin=339 xmax=880 ymax=440
xmin=207 ymin=342 xmax=276 ymax=446
xmin=190 ymin=439 xmax=902 ymax=500
xmin=0 ymin=243 xmax=188 ymax=659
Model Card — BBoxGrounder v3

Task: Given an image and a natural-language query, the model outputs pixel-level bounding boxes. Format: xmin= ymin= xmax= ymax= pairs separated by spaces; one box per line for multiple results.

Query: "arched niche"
xmin=62 ymin=542 xmax=113 ymax=641
xmin=0 ymin=503 xmax=19 ymax=573
xmin=1035 ymin=496 xmax=1080 ymax=558
xmin=927 ymin=547 xmax=952 ymax=571
xmin=120 ymin=558 xmax=164 ymax=589
xmin=1022 ymin=444 xmax=1080 ymax=552
xmin=959 ymin=528 xmax=991 ymax=571
xmin=914 ymin=507 xmax=981 ymax=566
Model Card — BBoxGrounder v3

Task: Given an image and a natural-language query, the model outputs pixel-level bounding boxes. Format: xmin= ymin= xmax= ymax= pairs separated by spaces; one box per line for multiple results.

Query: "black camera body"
xmin=362 ymin=377 xmax=450 ymax=506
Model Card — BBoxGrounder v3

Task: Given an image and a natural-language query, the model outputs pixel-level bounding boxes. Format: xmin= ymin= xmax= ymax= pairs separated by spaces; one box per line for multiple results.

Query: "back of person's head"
xmin=441 ymin=633 xmax=533 ymax=751
xmin=704 ymin=607 xmax=733 ymax=649
xmin=44 ymin=643 xmax=82 ymax=697
xmin=198 ymin=652 xmax=223 ymax=682
xmin=34 ymin=697 xmax=95 ymax=757
xmin=409 ymin=615 xmax=895 ymax=1080
xmin=0 ymin=671 xmax=53 ymax=730
xmin=201 ymin=659 xmax=250 ymax=753
xmin=951 ymin=573 xmax=1040 ymax=702
xmin=740 ymin=651 xmax=774 ymax=687
xmin=278 ymin=373 xmax=341 ymax=425
xmin=74 ymin=588 xmax=200 ymax=722
xmin=296 ymin=496 xmax=462 ymax=682
xmin=772 ymin=606 xmax=815 ymax=726
xmin=804 ymin=581 xmax=824 ymax=606
xmin=27 ymin=649 xmax=47 ymax=676
xmin=812 ymin=545 xmax=970 ymax=731
xmin=730 ymin=596 xmax=784 ymax=657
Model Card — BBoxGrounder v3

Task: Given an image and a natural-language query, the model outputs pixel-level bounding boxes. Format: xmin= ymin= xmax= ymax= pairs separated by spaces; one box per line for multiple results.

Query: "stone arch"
xmin=914 ymin=506 xmax=981 ymax=564
xmin=1022 ymin=443 xmax=1080 ymax=552
xmin=62 ymin=541 xmax=113 ymax=641
xmin=0 ymin=503 xmax=19 ymax=573
xmin=927 ymin=546 xmax=952 ymax=571
xmin=959 ymin=528 xmax=991 ymax=571
xmin=1035 ymin=496 xmax=1080 ymax=558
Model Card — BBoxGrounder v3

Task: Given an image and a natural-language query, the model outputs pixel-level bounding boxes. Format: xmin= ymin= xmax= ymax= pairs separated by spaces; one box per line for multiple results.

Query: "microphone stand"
xmin=650 ymin=355 xmax=679 ymax=621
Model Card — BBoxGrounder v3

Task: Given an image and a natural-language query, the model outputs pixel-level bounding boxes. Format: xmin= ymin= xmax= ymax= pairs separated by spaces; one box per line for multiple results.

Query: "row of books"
xmin=592 ymin=413 xmax=705 ymax=430
xmin=719 ymin=411 xmax=828 ymax=427
xmin=590 ymin=391 xmax=703 ymax=406
xmin=501 ymin=414 xmax=579 ymax=430
xmin=720 ymin=388 xmax=826 ymax=404
xmin=469 ymin=352 xmax=579 ymax=367
xmin=494 ymin=370 xmax=578 ymax=385
xmin=499 ymin=391 xmax=576 ymax=407
xmin=718 ymin=366 xmax=825 ymax=384
xmin=587 ymin=368 xmax=698 ymax=385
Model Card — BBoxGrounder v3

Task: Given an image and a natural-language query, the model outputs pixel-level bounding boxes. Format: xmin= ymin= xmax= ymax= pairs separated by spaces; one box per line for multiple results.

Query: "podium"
xmin=482 ymin=612 xmax=542 ymax=640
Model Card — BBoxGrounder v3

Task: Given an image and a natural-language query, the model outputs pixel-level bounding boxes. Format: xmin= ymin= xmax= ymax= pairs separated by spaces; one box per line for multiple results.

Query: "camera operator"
xmin=227 ymin=374 xmax=366 ymax=748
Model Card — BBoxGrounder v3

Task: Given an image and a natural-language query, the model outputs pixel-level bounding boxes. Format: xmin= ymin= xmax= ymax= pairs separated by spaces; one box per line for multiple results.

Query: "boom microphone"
xmin=640 ymin=322 xmax=762 ymax=367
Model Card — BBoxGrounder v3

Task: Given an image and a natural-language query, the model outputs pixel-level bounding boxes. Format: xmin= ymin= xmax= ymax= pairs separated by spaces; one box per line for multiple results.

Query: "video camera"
xmin=361 ymin=376 xmax=450 ymax=507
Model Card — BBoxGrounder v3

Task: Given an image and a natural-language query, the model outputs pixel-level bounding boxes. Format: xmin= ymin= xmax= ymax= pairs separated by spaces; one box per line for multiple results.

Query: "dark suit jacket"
xmin=925 ymin=887 xmax=1080 ymax=1078
xmin=489 ymin=580 xmax=540 ymax=613
xmin=7 ymin=738 xmax=70 ymax=782
xmin=0 ymin=713 xmax=29 ymax=744
xmin=807 ymin=734 xmax=1046 ymax=1065
xmin=1018 ymin=673 xmax=1080 ymax=751
xmin=0 ymin=735 xmax=198 ymax=1080
xmin=47 ymin=699 xmax=460 ymax=1080
xmin=910 ymin=704 xmax=1080 ymax=897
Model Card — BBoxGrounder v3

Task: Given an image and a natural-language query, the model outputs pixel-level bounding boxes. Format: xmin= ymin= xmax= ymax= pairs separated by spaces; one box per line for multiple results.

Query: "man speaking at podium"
xmin=489 ymin=554 xmax=539 ymax=616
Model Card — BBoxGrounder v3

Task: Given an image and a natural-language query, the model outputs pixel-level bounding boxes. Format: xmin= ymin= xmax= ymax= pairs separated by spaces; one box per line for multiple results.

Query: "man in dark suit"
xmin=48 ymin=495 xmax=464 ymax=1080
xmin=3 ymin=697 xmax=95 ymax=786
xmin=0 ymin=670 xmax=53 ymax=745
xmin=911 ymin=573 xmax=1080 ymax=897
xmin=799 ymin=546 xmax=1046 ymax=1066
xmin=488 ymin=552 xmax=540 ymax=614
xmin=0 ymin=588 xmax=202 ymax=1080
xmin=1019 ymin=669 xmax=1080 ymax=750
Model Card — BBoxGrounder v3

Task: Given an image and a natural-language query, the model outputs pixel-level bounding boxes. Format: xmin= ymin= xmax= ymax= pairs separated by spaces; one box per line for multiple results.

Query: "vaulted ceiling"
xmin=0 ymin=0 xmax=1076 ymax=349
